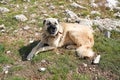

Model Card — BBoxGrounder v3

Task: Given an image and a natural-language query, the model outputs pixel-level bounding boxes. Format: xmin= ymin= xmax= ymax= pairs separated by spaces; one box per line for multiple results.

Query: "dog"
xmin=27 ymin=18 xmax=95 ymax=60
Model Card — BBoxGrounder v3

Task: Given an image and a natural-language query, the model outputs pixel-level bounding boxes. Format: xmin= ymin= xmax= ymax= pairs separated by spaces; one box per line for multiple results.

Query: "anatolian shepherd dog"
xmin=27 ymin=18 xmax=95 ymax=60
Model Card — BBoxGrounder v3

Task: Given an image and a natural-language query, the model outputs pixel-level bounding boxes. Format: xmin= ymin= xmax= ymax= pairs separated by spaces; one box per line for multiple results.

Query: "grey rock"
xmin=92 ymin=18 xmax=120 ymax=32
xmin=114 ymin=12 xmax=120 ymax=18
xmin=23 ymin=0 xmax=30 ymax=2
xmin=92 ymin=55 xmax=101 ymax=64
xmin=70 ymin=2 xmax=87 ymax=9
xmin=0 ymin=7 xmax=10 ymax=13
xmin=0 ymin=24 xmax=5 ymax=30
xmin=104 ymin=30 xmax=111 ymax=38
xmin=38 ymin=67 xmax=46 ymax=72
xmin=3 ymin=65 xmax=11 ymax=74
xmin=23 ymin=25 xmax=30 ymax=30
xmin=49 ymin=5 xmax=55 ymax=10
xmin=14 ymin=14 xmax=28 ymax=22
xmin=64 ymin=9 xmax=80 ymax=23
xmin=90 ymin=11 xmax=101 ymax=15
xmin=105 ymin=0 xmax=119 ymax=11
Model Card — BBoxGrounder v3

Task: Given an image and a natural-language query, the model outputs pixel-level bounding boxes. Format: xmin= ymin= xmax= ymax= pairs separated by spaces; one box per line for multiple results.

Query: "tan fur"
xmin=27 ymin=18 xmax=94 ymax=60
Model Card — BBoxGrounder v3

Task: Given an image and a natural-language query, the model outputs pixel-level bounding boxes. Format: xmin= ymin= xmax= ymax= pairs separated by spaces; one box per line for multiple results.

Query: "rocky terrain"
xmin=0 ymin=0 xmax=120 ymax=80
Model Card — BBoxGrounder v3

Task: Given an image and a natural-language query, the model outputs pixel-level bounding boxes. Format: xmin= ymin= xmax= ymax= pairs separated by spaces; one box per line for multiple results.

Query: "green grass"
xmin=94 ymin=31 xmax=120 ymax=76
xmin=6 ymin=76 xmax=26 ymax=80
xmin=0 ymin=44 xmax=14 ymax=64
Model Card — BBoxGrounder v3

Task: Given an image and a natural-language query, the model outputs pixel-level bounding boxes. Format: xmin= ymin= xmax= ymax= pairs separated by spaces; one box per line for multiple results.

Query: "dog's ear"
xmin=43 ymin=19 xmax=46 ymax=25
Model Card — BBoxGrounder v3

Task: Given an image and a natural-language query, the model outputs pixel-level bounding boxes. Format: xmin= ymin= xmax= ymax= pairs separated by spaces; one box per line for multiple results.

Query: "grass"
xmin=93 ymin=31 xmax=120 ymax=76
xmin=0 ymin=0 xmax=120 ymax=80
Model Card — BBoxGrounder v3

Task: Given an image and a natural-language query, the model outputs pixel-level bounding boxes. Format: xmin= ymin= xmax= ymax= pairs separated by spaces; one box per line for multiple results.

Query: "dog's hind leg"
xmin=68 ymin=31 xmax=94 ymax=59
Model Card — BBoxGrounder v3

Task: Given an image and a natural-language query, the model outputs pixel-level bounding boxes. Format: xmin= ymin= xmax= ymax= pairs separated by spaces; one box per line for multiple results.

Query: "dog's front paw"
xmin=26 ymin=53 xmax=34 ymax=60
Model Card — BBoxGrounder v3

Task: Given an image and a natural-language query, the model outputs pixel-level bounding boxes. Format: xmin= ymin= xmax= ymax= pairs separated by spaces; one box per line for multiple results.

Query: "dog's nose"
xmin=52 ymin=26 xmax=56 ymax=30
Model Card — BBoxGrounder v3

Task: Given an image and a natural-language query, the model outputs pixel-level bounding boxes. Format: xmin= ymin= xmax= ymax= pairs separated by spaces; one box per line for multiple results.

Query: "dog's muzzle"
xmin=47 ymin=25 xmax=57 ymax=35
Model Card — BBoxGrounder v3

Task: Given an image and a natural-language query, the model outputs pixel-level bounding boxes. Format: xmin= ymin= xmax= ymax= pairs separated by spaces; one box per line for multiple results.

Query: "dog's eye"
xmin=55 ymin=22 xmax=57 ymax=25
xmin=47 ymin=22 xmax=51 ymax=25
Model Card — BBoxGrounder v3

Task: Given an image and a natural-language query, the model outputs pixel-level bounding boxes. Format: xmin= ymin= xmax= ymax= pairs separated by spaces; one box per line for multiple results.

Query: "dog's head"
xmin=43 ymin=18 xmax=60 ymax=36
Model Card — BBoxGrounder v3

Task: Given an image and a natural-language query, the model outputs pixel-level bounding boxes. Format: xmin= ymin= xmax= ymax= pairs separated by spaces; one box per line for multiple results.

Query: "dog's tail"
xmin=76 ymin=45 xmax=95 ymax=59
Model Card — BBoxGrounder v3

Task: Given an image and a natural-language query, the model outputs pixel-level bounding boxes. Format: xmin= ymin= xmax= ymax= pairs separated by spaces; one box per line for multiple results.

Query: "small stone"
xmin=70 ymin=2 xmax=87 ymax=9
xmin=64 ymin=9 xmax=80 ymax=22
xmin=3 ymin=65 xmax=11 ymax=74
xmin=0 ymin=24 xmax=5 ymax=30
xmin=82 ymin=63 xmax=87 ymax=67
xmin=23 ymin=25 xmax=30 ymax=30
xmin=14 ymin=14 xmax=28 ymax=22
xmin=114 ymin=12 xmax=120 ymax=18
xmin=59 ymin=6 xmax=64 ymax=9
xmin=0 ymin=7 xmax=10 ymax=13
xmin=49 ymin=5 xmax=55 ymax=10
xmin=104 ymin=30 xmax=111 ymax=38
xmin=41 ymin=60 xmax=46 ymax=63
xmin=29 ymin=39 xmax=34 ymax=43
xmin=6 ymin=51 xmax=11 ymax=54
xmin=92 ymin=55 xmax=101 ymax=64
xmin=38 ymin=67 xmax=46 ymax=72
xmin=35 ymin=33 xmax=39 ymax=36
xmin=91 ymin=11 xmax=101 ymax=15
xmin=23 ymin=0 xmax=30 ymax=2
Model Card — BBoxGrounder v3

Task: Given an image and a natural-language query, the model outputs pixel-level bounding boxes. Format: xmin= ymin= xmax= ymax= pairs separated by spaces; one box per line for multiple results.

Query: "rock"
xmin=82 ymin=63 xmax=87 ymax=67
xmin=23 ymin=25 xmax=30 ymax=30
xmin=90 ymin=3 xmax=98 ymax=8
xmin=38 ymin=67 xmax=46 ymax=72
xmin=6 ymin=50 xmax=11 ymax=54
xmin=105 ymin=0 xmax=119 ymax=11
xmin=41 ymin=59 xmax=46 ymax=63
xmin=114 ymin=12 xmax=120 ymax=18
xmin=3 ymin=65 xmax=11 ymax=74
xmin=90 ymin=11 xmax=101 ymax=15
xmin=0 ymin=24 xmax=5 ymax=30
xmin=59 ymin=5 xmax=64 ymax=9
xmin=0 ymin=7 xmax=10 ymax=13
xmin=23 ymin=0 xmax=30 ymax=2
xmin=64 ymin=9 xmax=80 ymax=23
xmin=49 ymin=5 xmax=55 ymax=10
xmin=14 ymin=14 xmax=28 ymax=22
xmin=104 ymin=30 xmax=111 ymax=38
xmin=70 ymin=2 xmax=87 ymax=9
xmin=0 ymin=24 xmax=6 ymax=33
xmin=92 ymin=55 xmax=101 ymax=64
xmin=92 ymin=19 xmax=120 ymax=32
xmin=29 ymin=38 xmax=34 ymax=43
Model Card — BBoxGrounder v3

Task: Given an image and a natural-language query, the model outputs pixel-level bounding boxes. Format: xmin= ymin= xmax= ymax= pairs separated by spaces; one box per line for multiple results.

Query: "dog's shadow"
xmin=19 ymin=40 xmax=40 ymax=61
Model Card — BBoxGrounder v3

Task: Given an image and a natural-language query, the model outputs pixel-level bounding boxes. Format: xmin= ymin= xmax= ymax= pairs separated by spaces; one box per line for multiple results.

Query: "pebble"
xmin=92 ymin=55 xmax=101 ymax=64
xmin=0 ymin=24 xmax=5 ymax=30
xmin=91 ymin=11 xmax=101 ymax=15
xmin=6 ymin=50 xmax=11 ymax=54
xmin=70 ymin=2 xmax=87 ymax=9
xmin=23 ymin=25 xmax=30 ymax=30
xmin=29 ymin=38 xmax=34 ymax=43
xmin=41 ymin=59 xmax=46 ymax=63
xmin=3 ymin=65 xmax=11 ymax=74
xmin=0 ymin=7 xmax=10 ymax=13
xmin=64 ymin=9 xmax=80 ymax=22
xmin=113 ymin=12 xmax=120 ymax=18
xmin=38 ymin=67 xmax=46 ymax=72
xmin=49 ymin=5 xmax=55 ymax=10
xmin=14 ymin=14 xmax=28 ymax=22
xmin=82 ymin=63 xmax=87 ymax=67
